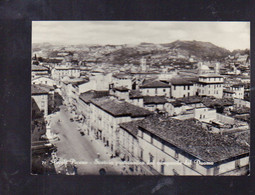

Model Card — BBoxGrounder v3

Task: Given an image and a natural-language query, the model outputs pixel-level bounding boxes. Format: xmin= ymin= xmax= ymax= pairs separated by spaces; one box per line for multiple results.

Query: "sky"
xmin=32 ymin=21 xmax=250 ymax=51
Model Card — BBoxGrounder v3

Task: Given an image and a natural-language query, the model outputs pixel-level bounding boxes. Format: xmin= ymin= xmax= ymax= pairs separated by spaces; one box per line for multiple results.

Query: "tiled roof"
xmin=113 ymin=73 xmax=132 ymax=79
xmin=31 ymin=85 xmax=48 ymax=95
xmin=170 ymin=101 xmax=183 ymax=107
xmin=202 ymin=97 xmax=234 ymax=107
xmin=143 ymin=96 xmax=167 ymax=104
xmin=170 ymin=78 xmax=193 ymax=85
xmin=34 ymin=84 xmax=54 ymax=92
xmin=91 ymin=97 xmax=153 ymax=117
xmin=79 ymin=90 xmax=109 ymax=103
xmin=129 ymin=90 xmax=143 ymax=99
xmin=231 ymin=84 xmax=244 ymax=88
xmin=114 ymin=86 xmax=129 ymax=92
xmin=32 ymin=65 xmax=49 ymax=71
xmin=137 ymin=115 xmax=249 ymax=163
xmin=177 ymin=96 xmax=202 ymax=104
xmin=223 ymin=89 xmax=234 ymax=94
xmin=119 ymin=120 xmax=143 ymax=138
xmin=140 ymin=80 xmax=171 ymax=88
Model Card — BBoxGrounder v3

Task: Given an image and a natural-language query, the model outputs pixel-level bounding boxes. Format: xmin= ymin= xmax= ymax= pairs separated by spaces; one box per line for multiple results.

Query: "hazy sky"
xmin=32 ymin=21 xmax=250 ymax=51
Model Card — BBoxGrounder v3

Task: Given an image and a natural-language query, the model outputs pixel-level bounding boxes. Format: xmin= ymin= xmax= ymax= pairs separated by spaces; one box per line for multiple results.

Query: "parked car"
xmin=70 ymin=118 xmax=74 ymax=122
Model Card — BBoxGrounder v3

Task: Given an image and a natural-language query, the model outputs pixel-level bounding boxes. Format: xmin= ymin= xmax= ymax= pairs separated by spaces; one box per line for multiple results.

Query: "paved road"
xmin=49 ymin=105 xmax=124 ymax=175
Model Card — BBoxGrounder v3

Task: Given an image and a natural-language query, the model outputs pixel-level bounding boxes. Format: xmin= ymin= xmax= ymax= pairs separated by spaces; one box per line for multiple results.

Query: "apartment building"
xmin=118 ymin=115 xmax=249 ymax=175
xmin=196 ymin=74 xmax=224 ymax=98
xmin=89 ymin=97 xmax=153 ymax=156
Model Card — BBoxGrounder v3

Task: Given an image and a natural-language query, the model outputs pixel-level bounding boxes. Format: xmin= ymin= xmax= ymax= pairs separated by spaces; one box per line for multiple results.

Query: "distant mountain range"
xmin=32 ymin=40 xmax=249 ymax=64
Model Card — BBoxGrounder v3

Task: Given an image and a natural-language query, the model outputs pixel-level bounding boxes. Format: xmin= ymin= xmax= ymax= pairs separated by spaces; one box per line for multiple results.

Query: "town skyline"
xmin=32 ymin=21 xmax=250 ymax=51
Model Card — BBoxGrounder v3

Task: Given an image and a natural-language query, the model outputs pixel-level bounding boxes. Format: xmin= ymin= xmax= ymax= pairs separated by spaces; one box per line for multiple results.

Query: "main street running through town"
xmin=46 ymin=105 xmax=129 ymax=175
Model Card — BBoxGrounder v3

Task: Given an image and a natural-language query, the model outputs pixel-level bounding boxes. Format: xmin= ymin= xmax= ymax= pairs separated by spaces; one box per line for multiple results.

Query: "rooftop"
xmin=91 ymin=97 xmax=153 ymax=117
xmin=32 ymin=65 xmax=49 ymax=71
xmin=143 ymin=96 xmax=167 ymax=104
xmin=31 ymin=85 xmax=48 ymax=95
xmin=170 ymin=101 xmax=183 ymax=107
xmin=140 ymin=80 xmax=171 ymax=88
xmin=114 ymin=86 xmax=129 ymax=92
xmin=170 ymin=78 xmax=193 ymax=85
xmin=199 ymin=74 xmax=223 ymax=78
xmin=34 ymin=84 xmax=54 ymax=92
xmin=223 ymin=89 xmax=235 ymax=94
xmin=177 ymin=96 xmax=202 ymax=104
xmin=113 ymin=73 xmax=132 ymax=79
xmin=79 ymin=90 xmax=109 ymax=104
xmin=138 ymin=115 xmax=249 ymax=163
xmin=202 ymin=97 xmax=234 ymax=108
xmin=231 ymin=84 xmax=244 ymax=88
xmin=129 ymin=90 xmax=143 ymax=99
xmin=119 ymin=120 xmax=143 ymax=138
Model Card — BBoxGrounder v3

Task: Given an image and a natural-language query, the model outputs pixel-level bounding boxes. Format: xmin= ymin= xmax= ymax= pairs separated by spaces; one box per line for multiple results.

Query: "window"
xmin=191 ymin=161 xmax=196 ymax=169
xmin=155 ymin=88 xmax=157 ymax=94
xmin=41 ymin=101 xmax=45 ymax=107
xmin=161 ymin=164 xmax=165 ymax=174
xmin=163 ymin=89 xmax=166 ymax=92
xmin=140 ymin=149 xmax=143 ymax=160
xmin=235 ymin=159 xmax=240 ymax=169
xmin=175 ymin=151 xmax=179 ymax=159
xmin=188 ymin=86 xmax=190 ymax=90
xmin=213 ymin=167 xmax=220 ymax=175
xmin=141 ymin=131 xmax=143 ymax=139
xmin=184 ymin=86 xmax=186 ymax=90
xmin=149 ymin=154 xmax=154 ymax=163
xmin=161 ymin=142 xmax=164 ymax=151
xmin=174 ymin=86 xmax=176 ymax=90
xmin=150 ymin=135 xmax=153 ymax=144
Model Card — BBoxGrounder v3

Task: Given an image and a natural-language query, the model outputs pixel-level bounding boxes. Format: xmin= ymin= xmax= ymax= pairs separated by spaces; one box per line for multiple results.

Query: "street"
xmin=48 ymin=105 xmax=126 ymax=175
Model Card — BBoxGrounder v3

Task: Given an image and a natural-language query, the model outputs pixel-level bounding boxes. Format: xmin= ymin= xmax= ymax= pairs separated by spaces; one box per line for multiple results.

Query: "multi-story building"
xmin=112 ymin=73 xmax=133 ymax=90
xmin=196 ymin=74 xmax=224 ymax=98
xmin=170 ymin=78 xmax=195 ymax=98
xmin=118 ymin=115 xmax=249 ymax=175
xmin=32 ymin=76 xmax=57 ymax=87
xmin=32 ymin=65 xmax=50 ymax=79
xmin=143 ymin=96 xmax=168 ymax=112
xmin=89 ymin=96 xmax=152 ymax=156
xmin=229 ymin=84 xmax=245 ymax=99
xmin=77 ymin=90 xmax=110 ymax=135
xmin=31 ymin=85 xmax=49 ymax=116
xmin=128 ymin=90 xmax=144 ymax=107
xmin=51 ymin=66 xmax=80 ymax=80
xmin=140 ymin=80 xmax=171 ymax=97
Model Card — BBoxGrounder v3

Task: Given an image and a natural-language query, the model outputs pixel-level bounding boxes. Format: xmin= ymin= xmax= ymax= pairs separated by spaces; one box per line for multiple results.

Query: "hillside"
xmin=33 ymin=40 xmax=247 ymax=66
xmin=161 ymin=40 xmax=231 ymax=60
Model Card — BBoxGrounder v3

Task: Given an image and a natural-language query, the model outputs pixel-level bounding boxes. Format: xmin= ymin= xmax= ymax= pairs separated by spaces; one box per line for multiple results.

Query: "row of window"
xmin=208 ymin=84 xmax=222 ymax=88
xmin=173 ymin=85 xmax=191 ymax=90
xmin=146 ymin=89 xmax=167 ymax=94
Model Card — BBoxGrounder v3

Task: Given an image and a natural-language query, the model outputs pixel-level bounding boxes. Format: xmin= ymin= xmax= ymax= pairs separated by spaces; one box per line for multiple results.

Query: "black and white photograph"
xmin=31 ymin=21 xmax=250 ymax=176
